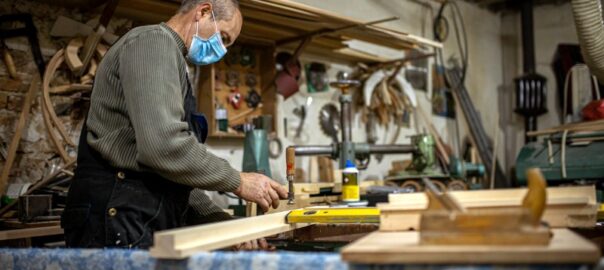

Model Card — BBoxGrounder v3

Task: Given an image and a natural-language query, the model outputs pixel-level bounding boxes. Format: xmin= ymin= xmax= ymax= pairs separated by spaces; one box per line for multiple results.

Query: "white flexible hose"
xmin=571 ymin=0 xmax=604 ymax=84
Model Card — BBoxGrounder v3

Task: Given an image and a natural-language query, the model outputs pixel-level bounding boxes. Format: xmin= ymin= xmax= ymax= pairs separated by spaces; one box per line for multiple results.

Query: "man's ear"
xmin=195 ymin=2 xmax=212 ymax=20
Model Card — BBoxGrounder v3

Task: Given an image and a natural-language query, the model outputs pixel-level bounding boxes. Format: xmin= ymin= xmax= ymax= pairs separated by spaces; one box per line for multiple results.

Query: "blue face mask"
xmin=187 ymin=11 xmax=227 ymax=65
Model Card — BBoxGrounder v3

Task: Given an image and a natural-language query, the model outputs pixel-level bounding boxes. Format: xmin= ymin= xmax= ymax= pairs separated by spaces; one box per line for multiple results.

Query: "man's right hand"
xmin=234 ymin=172 xmax=288 ymax=212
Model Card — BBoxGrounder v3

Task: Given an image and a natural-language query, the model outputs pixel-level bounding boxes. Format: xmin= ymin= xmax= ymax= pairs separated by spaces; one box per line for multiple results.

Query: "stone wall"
xmin=0 ymin=0 xmax=131 ymax=187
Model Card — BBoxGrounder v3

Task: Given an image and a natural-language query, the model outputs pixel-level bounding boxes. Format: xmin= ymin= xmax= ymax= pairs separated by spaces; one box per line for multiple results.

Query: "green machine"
xmin=515 ymin=132 xmax=604 ymax=186
xmin=385 ymin=134 xmax=485 ymax=191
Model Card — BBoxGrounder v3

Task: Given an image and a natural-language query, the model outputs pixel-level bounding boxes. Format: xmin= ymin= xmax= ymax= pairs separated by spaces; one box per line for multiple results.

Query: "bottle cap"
xmin=345 ymin=160 xmax=355 ymax=168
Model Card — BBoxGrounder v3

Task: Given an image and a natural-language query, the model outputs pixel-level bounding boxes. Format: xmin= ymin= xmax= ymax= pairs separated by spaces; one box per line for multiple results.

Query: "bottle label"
xmin=342 ymin=172 xmax=359 ymax=202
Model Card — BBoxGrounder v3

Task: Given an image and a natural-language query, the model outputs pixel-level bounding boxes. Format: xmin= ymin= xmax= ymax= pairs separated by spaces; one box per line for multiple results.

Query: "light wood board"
xmin=149 ymin=210 xmax=308 ymax=259
xmin=341 ymin=228 xmax=600 ymax=265
xmin=380 ymin=186 xmax=597 ymax=230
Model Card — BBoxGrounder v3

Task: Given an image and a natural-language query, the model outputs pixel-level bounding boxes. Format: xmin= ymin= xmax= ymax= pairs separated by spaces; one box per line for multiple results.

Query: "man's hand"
xmin=234 ymin=172 xmax=288 ymax=212
xmin=231 ymin=238 xmax=275 ymax=251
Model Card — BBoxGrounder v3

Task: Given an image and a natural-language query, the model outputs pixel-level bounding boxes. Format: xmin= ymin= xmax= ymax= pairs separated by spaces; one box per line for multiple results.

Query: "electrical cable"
xmin=433 ymin=0 xmax=469 ymax=85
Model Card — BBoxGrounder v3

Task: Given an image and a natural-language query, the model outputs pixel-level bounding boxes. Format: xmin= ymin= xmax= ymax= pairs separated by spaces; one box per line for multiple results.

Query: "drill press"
xmin=285 ymin=72 xmax=418 ymax=204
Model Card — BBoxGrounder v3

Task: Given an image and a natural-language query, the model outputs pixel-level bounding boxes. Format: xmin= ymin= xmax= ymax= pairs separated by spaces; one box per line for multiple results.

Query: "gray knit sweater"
xmin=86 ymin=23 xmax=240 ymax=217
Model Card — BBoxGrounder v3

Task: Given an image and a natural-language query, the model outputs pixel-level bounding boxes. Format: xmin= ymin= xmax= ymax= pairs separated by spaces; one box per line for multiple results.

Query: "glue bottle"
xmin=342 ymin=160 xmax=360 ymax=202
xmin=216 ymin=105 xmax=228 ymax=132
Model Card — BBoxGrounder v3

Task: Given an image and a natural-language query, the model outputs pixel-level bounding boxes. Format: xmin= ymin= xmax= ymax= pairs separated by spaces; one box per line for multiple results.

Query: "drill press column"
xmin=333 ymin=72 xmax=358 ymax=169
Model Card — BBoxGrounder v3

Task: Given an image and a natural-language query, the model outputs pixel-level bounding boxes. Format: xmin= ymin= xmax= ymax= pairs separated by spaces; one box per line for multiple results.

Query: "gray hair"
xmin=178 ymin=0 xmax=240 ymax=21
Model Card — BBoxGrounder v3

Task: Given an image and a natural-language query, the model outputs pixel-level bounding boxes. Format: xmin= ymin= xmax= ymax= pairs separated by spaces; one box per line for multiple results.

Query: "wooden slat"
xmin=341 ymin=229 xmax=600 ymax=265
xmin=0 ymin=77 xmax=39 ymax=194
xmin=149 ymin=210 xmax=308 ymax=259
xmin=0 ymin=226 xmax=63 ymax=241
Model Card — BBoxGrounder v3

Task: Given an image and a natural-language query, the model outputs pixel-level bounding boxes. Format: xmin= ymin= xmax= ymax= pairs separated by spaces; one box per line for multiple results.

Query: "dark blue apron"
xmin=61 ymin=74 xmax=208 ymax=248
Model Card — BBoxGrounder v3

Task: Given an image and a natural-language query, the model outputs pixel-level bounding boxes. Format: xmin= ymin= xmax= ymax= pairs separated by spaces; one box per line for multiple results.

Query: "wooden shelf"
xmin=197 ymin=43 xmax=276 ymax=139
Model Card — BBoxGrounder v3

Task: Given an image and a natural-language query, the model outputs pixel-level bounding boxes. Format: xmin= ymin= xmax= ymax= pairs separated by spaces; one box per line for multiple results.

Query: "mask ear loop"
xmin=195 ymin=20 xmax=199 ymax=37
xmin=210 ymin=9 xmax=219 ymax=33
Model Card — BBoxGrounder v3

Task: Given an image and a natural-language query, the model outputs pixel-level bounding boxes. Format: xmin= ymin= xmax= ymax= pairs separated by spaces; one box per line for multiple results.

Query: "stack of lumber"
xmin=378 ymin=186 xmax=598 ymax=231
xmin=115 ymin=0 xmax=442 ymax=64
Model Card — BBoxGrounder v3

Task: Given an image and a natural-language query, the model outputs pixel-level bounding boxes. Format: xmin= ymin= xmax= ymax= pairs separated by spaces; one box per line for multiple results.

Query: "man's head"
xmin=178 ymin=0 xmax=242 ymax=48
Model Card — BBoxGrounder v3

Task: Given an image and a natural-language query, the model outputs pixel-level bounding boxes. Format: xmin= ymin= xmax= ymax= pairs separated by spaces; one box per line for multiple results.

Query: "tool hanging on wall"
xmin=306 ymin=62 xmax=329 ymax=93
xmin=275 ymin=52 xmax=303 ymax=99
xmin=240 ymin=46 xmax=255 ymax=67
xmin=294 ymin=96 xmax=313 ymax=138
xmin=228 ymin=89 xmax=242 ymax=109
xmin=226 ymin=70 xmax=240 ymax=87
xmin=319 ymin=103 xmax=341 ymax=143
xmin=245 ymin=89 xmax=261 ymax=108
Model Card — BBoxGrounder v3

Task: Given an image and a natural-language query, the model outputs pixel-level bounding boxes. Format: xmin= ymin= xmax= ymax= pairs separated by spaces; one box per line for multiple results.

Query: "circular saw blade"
xmin=319 ymin=103 xmax=340 ymax=143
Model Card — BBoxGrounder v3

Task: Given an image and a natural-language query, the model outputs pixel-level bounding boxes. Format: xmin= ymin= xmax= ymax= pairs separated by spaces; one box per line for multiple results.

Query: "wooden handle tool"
xmin=522 ymin=168 xmax=547 ymax=226
xmin=286 ymin=146 xmax=296 ymax=204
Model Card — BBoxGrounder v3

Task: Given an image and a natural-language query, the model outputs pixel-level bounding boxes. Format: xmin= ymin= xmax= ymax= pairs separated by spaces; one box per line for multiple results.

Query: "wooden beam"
xmin=149 ymin=210 xmax=308 ymax=259
xmin=0 ymin=226 xmax=63 ymax=241
xmin=0 ymin=76 xmax=39 ymax=195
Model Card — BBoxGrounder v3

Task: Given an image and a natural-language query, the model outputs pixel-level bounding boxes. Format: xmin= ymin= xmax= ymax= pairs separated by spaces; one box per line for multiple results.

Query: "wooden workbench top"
xmin=341 ymin=228 xmax=600 ymax=265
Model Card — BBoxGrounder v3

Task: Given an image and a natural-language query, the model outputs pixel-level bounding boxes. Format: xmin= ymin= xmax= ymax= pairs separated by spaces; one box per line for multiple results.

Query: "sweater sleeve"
xmin=118 ymin=30 xmax=240 ymax=192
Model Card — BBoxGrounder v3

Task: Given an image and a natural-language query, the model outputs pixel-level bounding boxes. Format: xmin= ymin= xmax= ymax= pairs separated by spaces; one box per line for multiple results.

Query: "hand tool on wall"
xmin=319 ymin=103 xmax=340 ymax=143
xmin=293 ymin=96 xmax=313 ymax=138
xmin=0 ymin=14 xmax=46 ymax=77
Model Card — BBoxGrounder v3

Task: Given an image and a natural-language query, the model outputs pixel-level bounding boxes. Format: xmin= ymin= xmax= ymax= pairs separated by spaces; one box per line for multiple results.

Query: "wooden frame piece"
xmin=149 ymin=210 xmax=308 ymax=259
xmin=0 ymin=76 xmax=39 ymax=194
xmin=0 ymin=225 xmax=63 ymax=241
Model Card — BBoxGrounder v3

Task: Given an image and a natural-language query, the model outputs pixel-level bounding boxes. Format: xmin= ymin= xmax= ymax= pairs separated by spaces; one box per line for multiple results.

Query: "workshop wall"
xmin=206 ymin=0 xmax=506 ymax=187
xmin=0 ymin=1 xmax=506 ymax=195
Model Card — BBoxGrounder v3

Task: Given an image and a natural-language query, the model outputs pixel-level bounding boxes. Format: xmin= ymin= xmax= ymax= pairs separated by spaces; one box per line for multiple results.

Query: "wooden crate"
xmin=197 ymin=43 xmax=276 ymax=139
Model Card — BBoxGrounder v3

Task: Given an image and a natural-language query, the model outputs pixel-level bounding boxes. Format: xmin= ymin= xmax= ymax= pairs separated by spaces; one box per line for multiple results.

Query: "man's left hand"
xmin=231 ymin=238 xmax=275 ymax=251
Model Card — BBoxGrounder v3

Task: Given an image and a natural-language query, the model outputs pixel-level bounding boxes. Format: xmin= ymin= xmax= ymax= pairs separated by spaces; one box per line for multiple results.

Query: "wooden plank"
xmin=341 ymin=229 xmax=600 ymax=264
xmin=388 ymin=185 xmax=596 ymax=206
xmin=149 ymin=210 xmax=308 ymax=259
xmin=0 ymin=225 xmax=63 ymax=241
xmin=380 ymin=186 xmax=597 ymax=230
xmin=0 ymin=76 xmax=39 ymax=194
